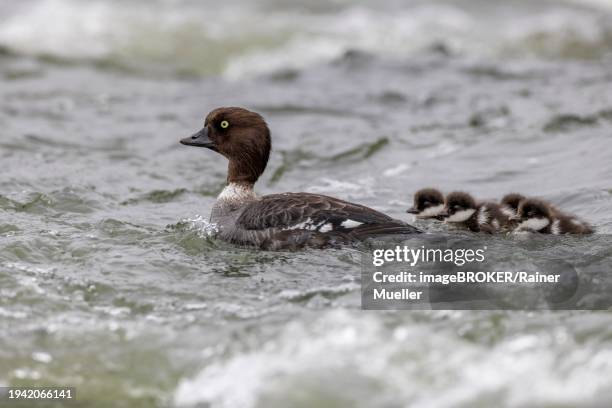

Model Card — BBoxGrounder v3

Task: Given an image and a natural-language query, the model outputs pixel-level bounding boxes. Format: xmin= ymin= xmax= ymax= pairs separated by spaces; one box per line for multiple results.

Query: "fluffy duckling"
xmin=441 ymin=191 xmax=512 ymax=234
xmin=406 ymin=188 xmax=445 ymax=219
xmin=500 ymin=193 xmax=526 ymax=219
xmin=515 ymin=199 xmax=594 ymax=235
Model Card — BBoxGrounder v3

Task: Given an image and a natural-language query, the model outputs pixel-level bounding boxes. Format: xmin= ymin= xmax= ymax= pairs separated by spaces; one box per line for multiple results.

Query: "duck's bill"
xmin=180 ymin=127 xmax=216 ymax=150
xmin=406 ymin=208 xmax=419 ymax=214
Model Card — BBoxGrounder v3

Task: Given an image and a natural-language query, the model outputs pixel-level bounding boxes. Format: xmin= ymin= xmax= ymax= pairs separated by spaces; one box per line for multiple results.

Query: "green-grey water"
xmin=1 ymin=0 xmax=612 ymax=407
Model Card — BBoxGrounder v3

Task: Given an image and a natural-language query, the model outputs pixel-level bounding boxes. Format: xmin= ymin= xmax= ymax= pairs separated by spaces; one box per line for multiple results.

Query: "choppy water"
xmin=1 ymin=0 xmax=612 ymax=407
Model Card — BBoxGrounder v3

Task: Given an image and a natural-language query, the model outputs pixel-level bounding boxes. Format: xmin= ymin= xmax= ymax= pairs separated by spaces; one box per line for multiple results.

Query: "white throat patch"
xmin=516 ymin=217 xmax=550 ymax=232
xmin=217 ymin=183 xmax=257 ymax=204
xmin=445 ymin=209 xmax=476 ymax=223
xmin=417 ymin=204 xmax=445 ymax=218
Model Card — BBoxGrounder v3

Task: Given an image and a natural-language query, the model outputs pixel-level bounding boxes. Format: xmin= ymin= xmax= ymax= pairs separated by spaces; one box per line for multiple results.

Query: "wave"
xmin=173 ymin=309 xmax=612 ymax=408
xmin=1 ymin=0 xmax=612 ymax=78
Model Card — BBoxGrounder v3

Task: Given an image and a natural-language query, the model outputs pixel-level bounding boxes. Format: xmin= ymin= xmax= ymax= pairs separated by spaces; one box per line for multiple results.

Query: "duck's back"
xmin=222 ymin=192 xmax=420 ymax=249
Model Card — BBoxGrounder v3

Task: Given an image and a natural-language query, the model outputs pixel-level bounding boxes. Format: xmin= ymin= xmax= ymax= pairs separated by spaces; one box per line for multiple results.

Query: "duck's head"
xmin=441 ymin=191 xmax=477 ymax=223
xmin=181 ymin=107 xmax=271 ymax=184
xmin=516 ymin=199 xmax=552 ymax=231
xmin=406 ymin=188 xmax=445 ymax=219
xmin=501 ymin=193 xmax=526 ymax=217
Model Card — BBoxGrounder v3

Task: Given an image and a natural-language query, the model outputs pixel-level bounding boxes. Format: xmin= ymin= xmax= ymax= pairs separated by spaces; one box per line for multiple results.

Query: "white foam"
xmin=181 ymin=215 xmax=219 ymax=238
xmin=566 ymin=0 xmax=612 ymax=9
xmin=383 ymin=163 xmax=412 ymax=177
xmin=278 ymin=282 xmax=360 ymax=301
xmin=3 ymin=262 xmax=55 ymax=275
xmin=2 ymin=0 xmax=610 ymax=79
xmin=31 ymin=351 xmax=53 ymax=364
xmin=174 ymin=310 xmax=612 ymax=408
xmin=0 ymin=0 xmax=115 ymax=59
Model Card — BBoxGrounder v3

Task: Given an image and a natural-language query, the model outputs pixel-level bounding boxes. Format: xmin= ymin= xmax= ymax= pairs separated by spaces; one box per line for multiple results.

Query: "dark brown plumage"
xmin=500 ymin=193 xmax=525 ymax=215
xmin=406 ymin=188 xmax=445 ymax=219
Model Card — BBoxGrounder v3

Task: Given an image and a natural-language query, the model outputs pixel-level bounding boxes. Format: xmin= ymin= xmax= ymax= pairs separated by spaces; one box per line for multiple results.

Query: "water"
xmin=1 ymin=0 xmax=612 ymax=407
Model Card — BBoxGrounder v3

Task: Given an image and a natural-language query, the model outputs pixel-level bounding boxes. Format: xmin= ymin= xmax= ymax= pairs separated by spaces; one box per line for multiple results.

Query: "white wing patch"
xmin=319 ymin=223 xmax=333 ymax=233
xmin=285 ymin=218 xmax=362 ymax=233
xmin=341 ymin=219 xmax=364 ymax=229
xmin=445 ymin=209 xmax=476 ymax=223
xmin=417 ymin=204 xmax=445 ymax=219
xmin=287 ymin=218 xmax=330 ymax=231
xmin=287 ymin=218 xmax=315 ymax=230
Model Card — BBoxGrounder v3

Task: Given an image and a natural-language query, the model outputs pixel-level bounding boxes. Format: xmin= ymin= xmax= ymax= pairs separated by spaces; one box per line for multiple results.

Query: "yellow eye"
xmin=220 ymin=120 xmax=229 ymax=129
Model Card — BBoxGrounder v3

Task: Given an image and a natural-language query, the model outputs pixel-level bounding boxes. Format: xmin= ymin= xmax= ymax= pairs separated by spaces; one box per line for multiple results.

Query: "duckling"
xmin=515 ymin=199 xmax=594 ymax=235
xmin=441 ymin=191 xmax=511 ymax=234
xmin=500 ymin=193 xmax=526 ymax=219
xmin=406 ymin=188 xmax=445 ymax=219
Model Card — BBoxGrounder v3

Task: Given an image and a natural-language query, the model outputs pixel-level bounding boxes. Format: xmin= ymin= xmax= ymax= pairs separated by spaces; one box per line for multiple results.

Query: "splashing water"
xmin=177 ymin=215 xmax=219 ymax=238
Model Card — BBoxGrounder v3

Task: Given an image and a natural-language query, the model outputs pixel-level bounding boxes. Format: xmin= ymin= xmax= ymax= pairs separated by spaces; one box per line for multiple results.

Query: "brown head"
xmin=501 ymin=193 xmax=526 ymax=213
xmin=515 ymin=198 xmax=553 ymax=232
xmin=406 ymin=188 xmax=445 ymax=218
xmin=517 ymin=199 xmax=552 ymax=221
xmin=180 ymin=107 xmax=271 ymax=184
xmin=441 ymin=191 xmax=478 ymax=222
